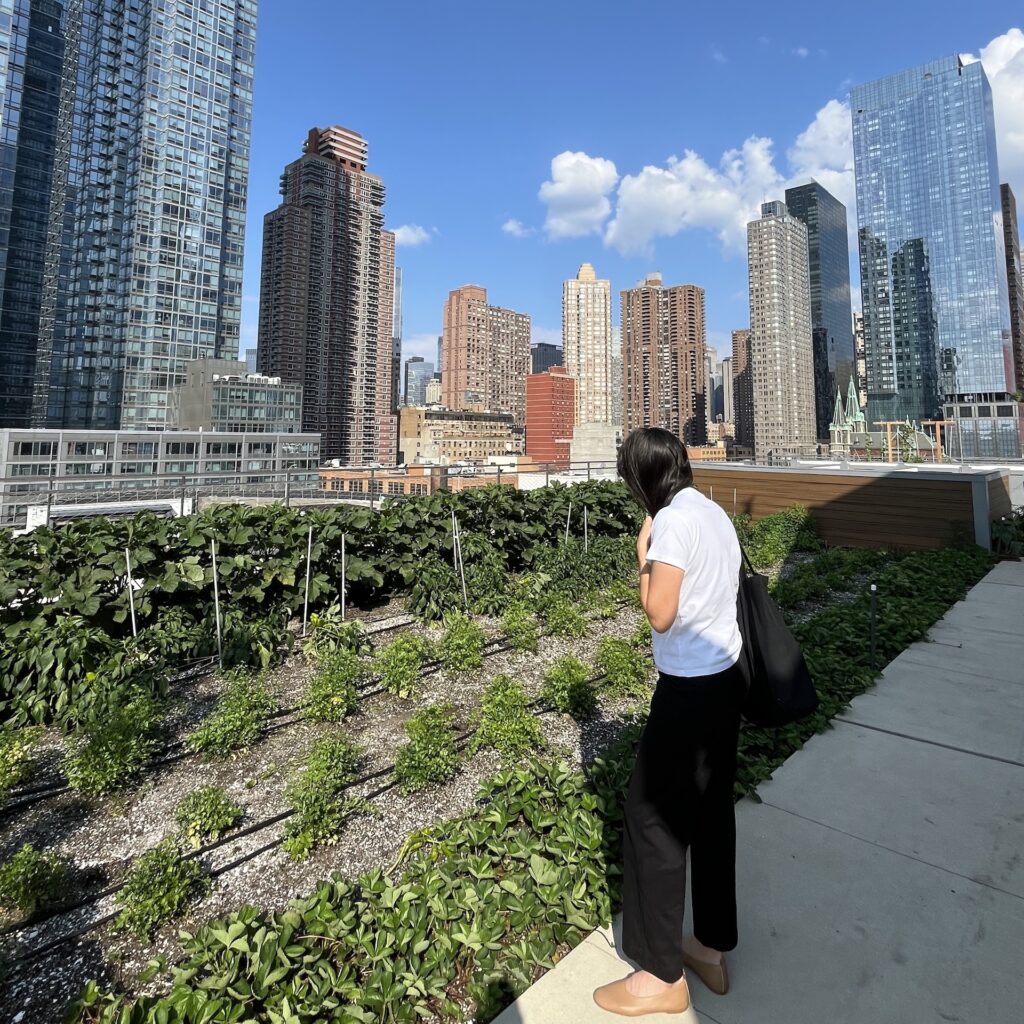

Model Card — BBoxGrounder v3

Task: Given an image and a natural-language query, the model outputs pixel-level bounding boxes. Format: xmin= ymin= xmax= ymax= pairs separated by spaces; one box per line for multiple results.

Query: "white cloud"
xmin=793 ymin=47 xmax=809 ymax=59
xmin=787 ymin=97 xmax=856 ymax=212
xmin=393 ymin=224 xmax=431 ymax=247
xmin=502 ymin=218 xmax=535 ymax=238
xmin=539 ymin=152 xmax=619 ymax=239
xmin=604 ymin=137 xmax=784 ymax=256
xmin=965 ymin=28 xmax=1024 ymax=200
xmin=400 ymin=332 xmax=440 ymax=366
xmin=531 ymin=325 xmax=561 ymax=347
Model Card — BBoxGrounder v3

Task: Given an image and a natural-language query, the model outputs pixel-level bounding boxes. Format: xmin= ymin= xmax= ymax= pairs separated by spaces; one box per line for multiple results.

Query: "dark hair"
xmin=616 ymin=427 xmax=693 ymax=517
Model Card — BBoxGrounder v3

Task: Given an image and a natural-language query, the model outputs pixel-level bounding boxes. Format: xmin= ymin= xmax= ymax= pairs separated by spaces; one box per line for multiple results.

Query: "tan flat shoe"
xmin=682 ymin=951 xmax=729 ymax=995
xmin=593 ymin=973 xmax=691 ymax=1016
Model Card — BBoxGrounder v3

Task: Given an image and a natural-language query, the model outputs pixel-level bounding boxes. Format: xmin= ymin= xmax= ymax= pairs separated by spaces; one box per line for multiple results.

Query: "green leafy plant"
xmin=439 ymin=610 xmax=485 ymax=674
xmin=63 ymin=689 xmax=162 ymax=797
xmin=221 ymin=609 xmax=294 ymax=671
xmin=394 ymin=704 xmax=462 ymax=793
xmin=595 ymin=636 xmax=652 ymax=698
xmin=540 ymin=656 xmax=596 ymax=718
xmin=734 ymin=505 xmax=820 ymax=571
xmin=0 ymin=843 xmax=68 ymax=916
xmin=303 ymin=608 xmax=373 ymax=660
xmin=283 ymin=736 xmax=365 ymax=859
xmin=992 ymin=507 xmax=1024 ymax=557
xmin=405 ymin=553 xmax=464 ymax=622
xmin=501 ymin=601 xmax=540 ymax=654
xmin=629 ymin=619 xmax=652 ymax=650
xmin=301 ymin=648 xmax=363 ymax=722
xmin=0 ymin=725 xmax=39 ymax=800
xmin=373 ymin=633 xmax=434 ymax=699
xmin=174 ymin=786 xmax=243 ymax=849
xmin=542 ymin=594 xmax=587 ymax=638
xmin=471 ymin=675 xmax=544 ymax=761
xmin=186 ymin=671 xmax=276 ymax=756
xmin=464 ymin=545 xmax=512 ymax=616
xmin=115 ymin=837 xmax=209 ymax=939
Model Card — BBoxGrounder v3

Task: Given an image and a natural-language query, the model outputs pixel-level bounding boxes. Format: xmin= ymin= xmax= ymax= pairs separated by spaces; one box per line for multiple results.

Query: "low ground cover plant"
xmin=540 ymin=656 xmax=596 ymax=718
xmin=186 ymin=670 xmax=276 ymax=756
xmin=0 ymin=725 xmax=39 ymax=800
xmin=394 ymin=704 xmax=462 ymax=793
xmin=373 ymin=633 xmax=434 ymax=698
xmin=500 ymin=601 xmax=540 ymax=654
xmin=471 ymin=675 xmax=544 ymax=761
xmin=174 ymin=786 xmax=244 ymax=849
xmin=732 ymin=504 xmax=820 ymax=571
xmin=0 ymin=843 xmax=68 ymax=917
xmin=115 ymin=837 xmax=209 ymax=939
xmin=439 ymin=611 xmax=485 ymax=674
xmin=303 ymin=609 xmax=373 ymax=660
xmin=283 ymin=735 xmax=365 ymax=860
xmin=541 ymin=594 xmax=587 ymax=638
xmin=301 ymin=648 xmax=363 ymax=722
xmin=64 ymin=688 xmax=162 ymax=797
xmin=596 ymin=636 xmax=652 ymax=698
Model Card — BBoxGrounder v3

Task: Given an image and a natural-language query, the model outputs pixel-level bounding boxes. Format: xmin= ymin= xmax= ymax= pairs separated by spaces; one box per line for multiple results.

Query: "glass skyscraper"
xmin=784 ymin=181 xmax=855 ymax=441
xmin=0 ymin=0 xmax=257 ymax=431
xmin=852 ymin=56 xmax=1019 ymax=456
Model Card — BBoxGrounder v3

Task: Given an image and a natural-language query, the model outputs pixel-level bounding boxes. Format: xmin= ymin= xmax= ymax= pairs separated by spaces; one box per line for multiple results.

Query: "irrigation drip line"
xmin=0 ymin=697 xmax=588 ymax=969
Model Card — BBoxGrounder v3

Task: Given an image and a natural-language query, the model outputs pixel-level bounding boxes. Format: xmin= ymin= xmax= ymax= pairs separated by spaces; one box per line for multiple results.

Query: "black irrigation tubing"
xmin=1 ymin=697 xmax=594 ymax=968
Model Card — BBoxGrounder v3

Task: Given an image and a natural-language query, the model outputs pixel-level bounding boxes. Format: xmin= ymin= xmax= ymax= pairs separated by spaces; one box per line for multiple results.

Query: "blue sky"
xmin=240 ymin=3 xmax=1024 ymax=367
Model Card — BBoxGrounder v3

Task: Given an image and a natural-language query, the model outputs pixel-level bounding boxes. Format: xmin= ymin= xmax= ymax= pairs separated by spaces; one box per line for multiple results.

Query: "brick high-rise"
xmin=441 ymin=285 xmax=530 ymax=426
xmin=1001 ymin=184 xmax=1024 ymax=394
xmin=258 ymin=126 xmax=396 ymax=464
xmin=621 ymin=274 xmax=707 ymax=446
xmin=731 ymin=329 xmax=753 ymax=449
xmin=747 ymin=201 xmax=816 ymax=460
xmin=526 ymin=365 xmax=575 ymax=467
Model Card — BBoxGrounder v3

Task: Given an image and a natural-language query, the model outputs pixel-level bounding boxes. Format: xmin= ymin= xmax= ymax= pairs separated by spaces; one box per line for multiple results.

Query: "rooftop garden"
xmin=0 ymin=483 xmax=997 ymax=1023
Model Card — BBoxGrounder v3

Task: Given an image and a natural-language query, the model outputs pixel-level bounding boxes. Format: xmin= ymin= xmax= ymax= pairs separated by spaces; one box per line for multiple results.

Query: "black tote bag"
xmin=735 ymin=548 xmax=818 ymax=727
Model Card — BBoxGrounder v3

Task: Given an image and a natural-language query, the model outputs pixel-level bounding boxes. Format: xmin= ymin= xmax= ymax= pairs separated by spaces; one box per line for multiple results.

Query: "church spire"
xmin=846 ymin=378 xmax=864 ymax=423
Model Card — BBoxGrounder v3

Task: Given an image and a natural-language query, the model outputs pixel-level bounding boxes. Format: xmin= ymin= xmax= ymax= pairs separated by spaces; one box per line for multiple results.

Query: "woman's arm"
xmin=637 ymin=518 xmax=685 ymax=634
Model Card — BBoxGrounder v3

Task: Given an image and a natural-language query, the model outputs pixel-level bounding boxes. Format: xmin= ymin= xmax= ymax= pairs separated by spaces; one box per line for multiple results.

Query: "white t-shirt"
xmin=644 ymin=487 xmax=742 ymax=677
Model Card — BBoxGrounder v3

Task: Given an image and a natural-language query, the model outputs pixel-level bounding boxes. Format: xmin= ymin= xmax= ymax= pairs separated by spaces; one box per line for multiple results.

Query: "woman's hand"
xmin=636 ymin=516 xmax=653 ymax=567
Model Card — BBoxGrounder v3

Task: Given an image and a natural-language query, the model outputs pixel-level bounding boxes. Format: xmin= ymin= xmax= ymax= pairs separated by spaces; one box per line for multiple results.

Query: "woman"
xmin=594 ymin=427 xmax=744 ymax=1018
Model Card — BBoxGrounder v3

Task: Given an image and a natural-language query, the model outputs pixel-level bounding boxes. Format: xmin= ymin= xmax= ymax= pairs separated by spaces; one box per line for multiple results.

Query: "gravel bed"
xmin=0 ymin=602 xmax=650 ymax=1024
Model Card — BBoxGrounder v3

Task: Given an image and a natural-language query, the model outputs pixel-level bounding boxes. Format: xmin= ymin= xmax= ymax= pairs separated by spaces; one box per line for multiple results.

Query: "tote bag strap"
xmin=739 ymin=542 xmax=756 ymax=576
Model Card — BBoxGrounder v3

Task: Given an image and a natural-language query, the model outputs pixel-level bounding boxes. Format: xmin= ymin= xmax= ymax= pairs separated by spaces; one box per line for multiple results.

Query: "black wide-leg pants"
xmin=621 ymin=664 xmax=744 ymax=983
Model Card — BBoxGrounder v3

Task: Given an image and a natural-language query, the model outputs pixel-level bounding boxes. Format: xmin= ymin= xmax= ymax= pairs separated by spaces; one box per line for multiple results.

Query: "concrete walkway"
xmin=494 ymin=561 xmax=1024 ymax=1024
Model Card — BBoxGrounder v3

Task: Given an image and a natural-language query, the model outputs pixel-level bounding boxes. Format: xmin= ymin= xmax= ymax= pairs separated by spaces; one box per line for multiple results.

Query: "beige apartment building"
xmin=441 ymin=286 xmax=530 ymax=426
xmin=621 ymin=274 xmax=708 ymax=446
xmin=747 ymin=201 xmax=817 ymax=460
xmin=398 ymin=406 xmax=524 ymax=465
xmin=562 ymin=263 xmax=613 ymax=425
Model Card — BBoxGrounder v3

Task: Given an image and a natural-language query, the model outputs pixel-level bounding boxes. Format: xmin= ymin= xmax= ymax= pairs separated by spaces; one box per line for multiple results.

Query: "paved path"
xmin=494 ymin=561 xmax=1024 ymax=1024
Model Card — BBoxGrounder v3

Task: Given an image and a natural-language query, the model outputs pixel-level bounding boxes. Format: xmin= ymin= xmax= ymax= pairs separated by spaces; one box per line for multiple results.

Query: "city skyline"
xmin=236 ymin=11 xmax=1023 ymax=369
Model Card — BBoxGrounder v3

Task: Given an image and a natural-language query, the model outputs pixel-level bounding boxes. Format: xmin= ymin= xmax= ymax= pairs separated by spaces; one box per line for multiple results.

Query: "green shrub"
xmin=186 ymin=671 xmax=275 ymax=756
xmin=394 ymin=704 xmax=462 ymax=793
xmin=405 ymin=553 xmax=463 ymax=622
xmin=471 ymin=675 xmax=544 ymax=761
xmin=174 ymin=786 xmax=243 ymax=849
xmin=439 ymin=611 xmax=485 ymax=674
xmin=542 ymin=595 xmax=587 ymax=638
xmin=629 ymin=619 xmax=652 ymax=650
xmin=303 ymin=609 xmax=373 ymax=660
xmin=221 ymin=609 xmax=294 ymax=671
xmin=586 ymin=591 xmax=619 ymax=620
xmin=373 ymin=634 xmax=434 ymax=698
xmin=465 ymin=547 xmax=512 ymax=616
xmin=64 ymin=689 xmax=162 ymax=797
xmin=115 ymin=837 xmax=209 ymax=938
xmin=510 ymin=570 xmax=552 ymax=605
xmin=501 ymin=601 xmax=540 ymax=654
xmin=595 ymin=636 xmax=652 ymax=698
xmin=0 ymin=843 xmax=68 ymax=916
xmin=283 ymin=736 xmax=365 ymax=860
xmin=605 ymin=578 xmax=641 ymax=607
xmin=301 ymin=648 xmax=363 ymax=722
xmin=0 ymin=725 xmax=39 ymax=800
xmin=540 ymin=656 xmax=596 ymax=719
xmin=737 ymin=505 xmax=820 ymax=571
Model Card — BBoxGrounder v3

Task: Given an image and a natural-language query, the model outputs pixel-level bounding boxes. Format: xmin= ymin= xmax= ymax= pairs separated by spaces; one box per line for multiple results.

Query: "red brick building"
xmin=526 ymin=366 xmax=575 ymax=468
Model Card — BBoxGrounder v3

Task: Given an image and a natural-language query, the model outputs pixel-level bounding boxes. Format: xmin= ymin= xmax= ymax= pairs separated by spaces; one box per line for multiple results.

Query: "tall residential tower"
xmin=852 ymin=55 xmax=1019 ymax=455
xmin=621 ymin=274 xmax=707 ymax=446
xmin=1002 ymin=184 xmax=1024 ymax=396
xmin=562 ymin=263 xmax=613 ymax=424
xmin=258 ymin=126 xmax=396 ymax=464
xmin=747 ymin=201 xmax=816 ymax=460
xmin=0 ymin=0 xmax=258 ymax=430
